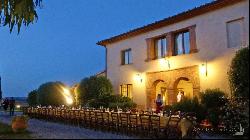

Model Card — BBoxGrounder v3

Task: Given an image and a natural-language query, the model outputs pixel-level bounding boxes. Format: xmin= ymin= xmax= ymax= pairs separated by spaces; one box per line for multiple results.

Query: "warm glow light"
xmin=16 ymin=105 xmax=21 ymax=108
xmin=62 ymin=87 xmax=73 ymax=105
xmin=66 ymin=97 xmax=73 ymax=105
xmin=134 ymin=74 xmax=143 ymax=83
xmin=159 ymin=58 xmax=171 ymax=69
xmin=63 ymin=88 xmax=71 ymax=95
xmin=200 ymin=62 xmax=208 ymax=76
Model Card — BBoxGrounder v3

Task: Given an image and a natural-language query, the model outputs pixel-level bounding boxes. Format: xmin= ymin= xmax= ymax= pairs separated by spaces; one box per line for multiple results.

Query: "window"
xmin=154 ymin=37 xmax=168 ymax=58
xmin=226 ymin=18 xmax=245 ymax=48
xmin=120 ymin=84 xmax=132 ymax=98
xmin=121 ymin=49 xmax=132 ymax=65
xmin=174 ymin=31 xmax=190 ymax=56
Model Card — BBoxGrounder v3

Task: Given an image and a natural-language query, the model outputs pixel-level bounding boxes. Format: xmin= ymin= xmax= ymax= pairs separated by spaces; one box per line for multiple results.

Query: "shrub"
xmin=27 ymin=90 xmax=38 ymax=106
xmin=76 ymin=76 xmax=113 ymax=105
xmin=37 ymin=81 xmax=66 ymax=106
xmin=200 ymin=89 xmax=226 ymax=109
xmin=171 ymin=97 xmax=206 ymax=123
xmin=109 ymin=96 xmax=137 ymax=111
xmin=87 ymin=94 xmax=137 ymax=110
xmin=228 ymin=47 xmax=249 ymax=98
xmin=200 ymin=89 xmax=227 ymax=127
xmin=221 ymin=98 xmax=249 ymax=136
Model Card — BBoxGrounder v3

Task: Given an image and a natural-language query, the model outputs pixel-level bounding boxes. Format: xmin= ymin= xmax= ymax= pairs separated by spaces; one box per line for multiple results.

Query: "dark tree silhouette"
xmin=0 ymin=0 xmax=42 ymax=33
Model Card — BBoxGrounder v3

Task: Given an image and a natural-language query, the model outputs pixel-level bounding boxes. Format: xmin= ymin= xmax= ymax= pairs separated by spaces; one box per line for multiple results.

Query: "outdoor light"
xmin=62 ymin=87 xmax=73 ymax=105
xmin=159 ymin=58 xmax=171 ymax=69
xmin=16 ymin=105 xmax=21 ymax=109
xmin=135 ymin=73 xmax=143 ymax=83
xmin=200 ymin=61 xmax=208 ymax=76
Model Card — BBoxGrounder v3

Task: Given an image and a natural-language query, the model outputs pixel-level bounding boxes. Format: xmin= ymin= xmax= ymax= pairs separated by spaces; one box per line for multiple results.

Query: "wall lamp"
xmin=200 ymin=61 xmax=208 ymax=77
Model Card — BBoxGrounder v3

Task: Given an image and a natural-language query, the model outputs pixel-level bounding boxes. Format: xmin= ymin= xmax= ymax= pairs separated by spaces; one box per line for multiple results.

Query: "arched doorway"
xmin=174 ymin=77 xmax=194 ymax=102
xmin=155 ymin=81 xmax=168 ymax=106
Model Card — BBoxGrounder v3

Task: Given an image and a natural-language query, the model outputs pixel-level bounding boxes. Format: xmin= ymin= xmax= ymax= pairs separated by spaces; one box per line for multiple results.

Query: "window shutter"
xmin=166 ymin=32 xmax=174 ymax=56
xmin=146 ymin=38 xmax=155 ymax=60
xmin=189 ymin=25 xmax=198 ymax=53
xmin=121 ymin=51 xmax=124 ymax=65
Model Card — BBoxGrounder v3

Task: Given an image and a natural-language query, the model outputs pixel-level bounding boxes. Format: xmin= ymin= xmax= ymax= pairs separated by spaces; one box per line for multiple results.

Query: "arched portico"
xmin=146 ymin=66 xmax=200 ymax=109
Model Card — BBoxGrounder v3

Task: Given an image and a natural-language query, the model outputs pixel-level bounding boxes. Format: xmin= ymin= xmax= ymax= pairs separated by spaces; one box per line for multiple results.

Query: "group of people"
xmin=155 ymin=90 xmax=185 ymax=113
xmin=0 ymin=97 xmax=15 ymax=116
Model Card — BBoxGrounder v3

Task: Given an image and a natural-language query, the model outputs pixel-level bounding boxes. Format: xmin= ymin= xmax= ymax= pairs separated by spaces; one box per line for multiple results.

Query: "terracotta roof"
xmin=97 ymin=0 xmax=245 ymax=46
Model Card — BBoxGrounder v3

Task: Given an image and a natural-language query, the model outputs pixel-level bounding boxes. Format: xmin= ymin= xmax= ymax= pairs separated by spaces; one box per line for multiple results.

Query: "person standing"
xmin=3 ymin=98 xmax=9 ymax=112
xmin=155 ymin=94 xmax=163 ymax=114
xmin=9 ymin=97 xmax=15 ymax=116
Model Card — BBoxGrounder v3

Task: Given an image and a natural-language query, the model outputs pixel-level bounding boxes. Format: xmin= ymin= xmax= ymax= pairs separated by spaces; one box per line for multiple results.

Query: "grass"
xmin=0 ymin=122 xmax=33 ymax=139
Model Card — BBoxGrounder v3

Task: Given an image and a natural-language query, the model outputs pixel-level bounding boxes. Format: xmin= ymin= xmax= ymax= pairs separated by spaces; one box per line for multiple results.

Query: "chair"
xmin=165 ymin=113 xmax=182 ymax=139
xmin=119 ymin=113 xmax=129 ymax=134
xmin=95 ymin=111 xmax=104 ymax=130
xmin=150 ymin=115 xmax=161 ymax=138
xmin=79 ymin=110 xmax=85 ymax=127
xmin=139 ymin=114 xmax=151 ymax=137
xmin=110 ymin=112 xmax=119 ymax=132
xmin=128 ymin=113 xmax=139 ymax=135
xmin=83 ymin=110 xmax=91 ymax=128
xmin=183 ymin=112 xmax=201 ymax=139
xmin=102 ymin=112 xmax=110 ymax=131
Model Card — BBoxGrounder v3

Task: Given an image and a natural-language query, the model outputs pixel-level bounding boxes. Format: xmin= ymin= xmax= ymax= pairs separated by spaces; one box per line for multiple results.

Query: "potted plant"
xmin=11 ymin=115 xmax=29 ymax=133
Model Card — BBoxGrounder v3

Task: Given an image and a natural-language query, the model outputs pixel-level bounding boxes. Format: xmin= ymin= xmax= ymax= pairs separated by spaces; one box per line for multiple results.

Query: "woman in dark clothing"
xmin=3 ymin=98 xmax=9 ymax=111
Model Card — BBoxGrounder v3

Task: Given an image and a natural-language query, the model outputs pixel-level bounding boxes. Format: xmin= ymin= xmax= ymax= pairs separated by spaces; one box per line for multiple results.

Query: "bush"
xmin=221 ymin=98 xmax=249 ymax=136
xmin=76 ymin=76 xmax=113 ymax=105
xmin=200 ymin=89 xmax=227 ymax=127
xmin=171 ymin=97 xmax=206 ymax=123
xmin=228 ymin=47 xmax=249 ymax=98
xmin=87 ymin=94 xmax=137 ymax=110
xmin=37 ymin=82 xmax=66 ymax=106
xmin=109 ymin=96 xmax=137 ymax=111
xmin=27 ymin=90 xmax=38 ymax=106
xmin=200 ymin=89 xmax=226 ymax=109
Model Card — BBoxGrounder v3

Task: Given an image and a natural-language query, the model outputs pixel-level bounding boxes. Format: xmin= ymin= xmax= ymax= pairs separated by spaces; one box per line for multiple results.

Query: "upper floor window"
xmin=146 ymin=25 xmax=197 ymax=61
xmin=174 ymin=31 xmax=190 ymax=56
xmin=155 ymin=37 xmax=168 ymax=59
xmin=121 ymin=49 xmax=132 ymax=65
xmin=226 ymin=18 xmax=245 ymax=48
xmin=120 ymin=84 xmax=132 ymax=98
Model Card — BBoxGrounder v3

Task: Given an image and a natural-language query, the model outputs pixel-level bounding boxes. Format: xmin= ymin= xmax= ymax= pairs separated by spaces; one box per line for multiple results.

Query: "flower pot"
xmin=11 ymin=116 xmax=28 ymax=133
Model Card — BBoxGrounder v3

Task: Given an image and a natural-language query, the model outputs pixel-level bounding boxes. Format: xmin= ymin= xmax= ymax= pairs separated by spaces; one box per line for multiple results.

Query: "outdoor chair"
xmin=102 ymin=112 xmax=110 ymax=131
xmin=95 ymin=111 xmax=104 ymax=130
xmin=110 ymin=112 xmax=120 ymax=133
xmin=83 ymin=110 xmax=91 ymax=128
xmin=183 ymin=112 xmax=201 ymax=139
xmin=119 ymin=113 xmax=129 ymax=134
xmin=128 ymin=113 xmax=139 ymax=135
xmin=164 ymin=113 xmax=182 ymax=139
xmin=139 ymin=114 xmax=151 ymax=137
xmin=150 ymin=115 xmax=161 ymax=138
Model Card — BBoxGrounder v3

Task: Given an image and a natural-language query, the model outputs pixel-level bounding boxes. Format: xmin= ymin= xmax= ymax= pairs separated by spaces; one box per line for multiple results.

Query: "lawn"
xmin=0 ymin=122 xmax=33 ymax=139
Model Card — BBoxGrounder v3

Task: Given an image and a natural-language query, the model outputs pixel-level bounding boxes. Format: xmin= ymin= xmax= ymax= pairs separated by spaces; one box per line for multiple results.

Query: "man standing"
xmin=9 ymin=97 xmax=15 ymax=116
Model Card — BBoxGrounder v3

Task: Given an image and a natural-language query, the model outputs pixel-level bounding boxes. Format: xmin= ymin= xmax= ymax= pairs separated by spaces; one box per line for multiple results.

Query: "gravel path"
xmin=0 ymin=112 xmax=138 ymax=139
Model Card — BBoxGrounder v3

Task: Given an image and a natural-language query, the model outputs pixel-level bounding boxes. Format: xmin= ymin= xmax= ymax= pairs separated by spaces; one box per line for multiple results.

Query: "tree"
xmin=76 ymin=76 xmax=113 ymax=106
xmin=228 ymin=47 xmax=249 ymax=98
xmin=27 ymin=89 xmax=38 ymax=106
xmin=0 ymin=0 xmax=42 ymax=33
xmin=37 ymin=81 xmax=66 ymax=106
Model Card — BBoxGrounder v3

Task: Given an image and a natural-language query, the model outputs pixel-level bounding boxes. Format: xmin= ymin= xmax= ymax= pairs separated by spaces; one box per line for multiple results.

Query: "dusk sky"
xmin=0 ymin=0 xmax=211 ymax=97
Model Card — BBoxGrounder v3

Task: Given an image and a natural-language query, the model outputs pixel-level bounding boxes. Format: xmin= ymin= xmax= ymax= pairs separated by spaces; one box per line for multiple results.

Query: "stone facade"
xmin=145 ymin=65 xmax=200 ymax=109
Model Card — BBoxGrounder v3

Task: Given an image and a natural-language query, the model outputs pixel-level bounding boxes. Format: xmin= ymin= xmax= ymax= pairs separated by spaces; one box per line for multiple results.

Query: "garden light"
xmin=62 ymin=87 xmax=73 ymax=105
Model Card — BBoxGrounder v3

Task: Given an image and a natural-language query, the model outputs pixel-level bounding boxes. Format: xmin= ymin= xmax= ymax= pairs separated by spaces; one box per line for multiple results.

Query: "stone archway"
xmin=146 ymin=65 xmax=200 ymax=109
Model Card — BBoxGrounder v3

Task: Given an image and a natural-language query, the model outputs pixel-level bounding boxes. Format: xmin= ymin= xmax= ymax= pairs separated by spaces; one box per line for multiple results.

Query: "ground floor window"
xmin=120 ymin=84 xmax=132 ymax=98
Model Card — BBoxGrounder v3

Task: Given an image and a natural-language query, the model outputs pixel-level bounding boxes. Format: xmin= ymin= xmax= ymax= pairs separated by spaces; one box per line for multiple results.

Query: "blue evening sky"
xmin=0 ymin=0 xmax=211 ymax=97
